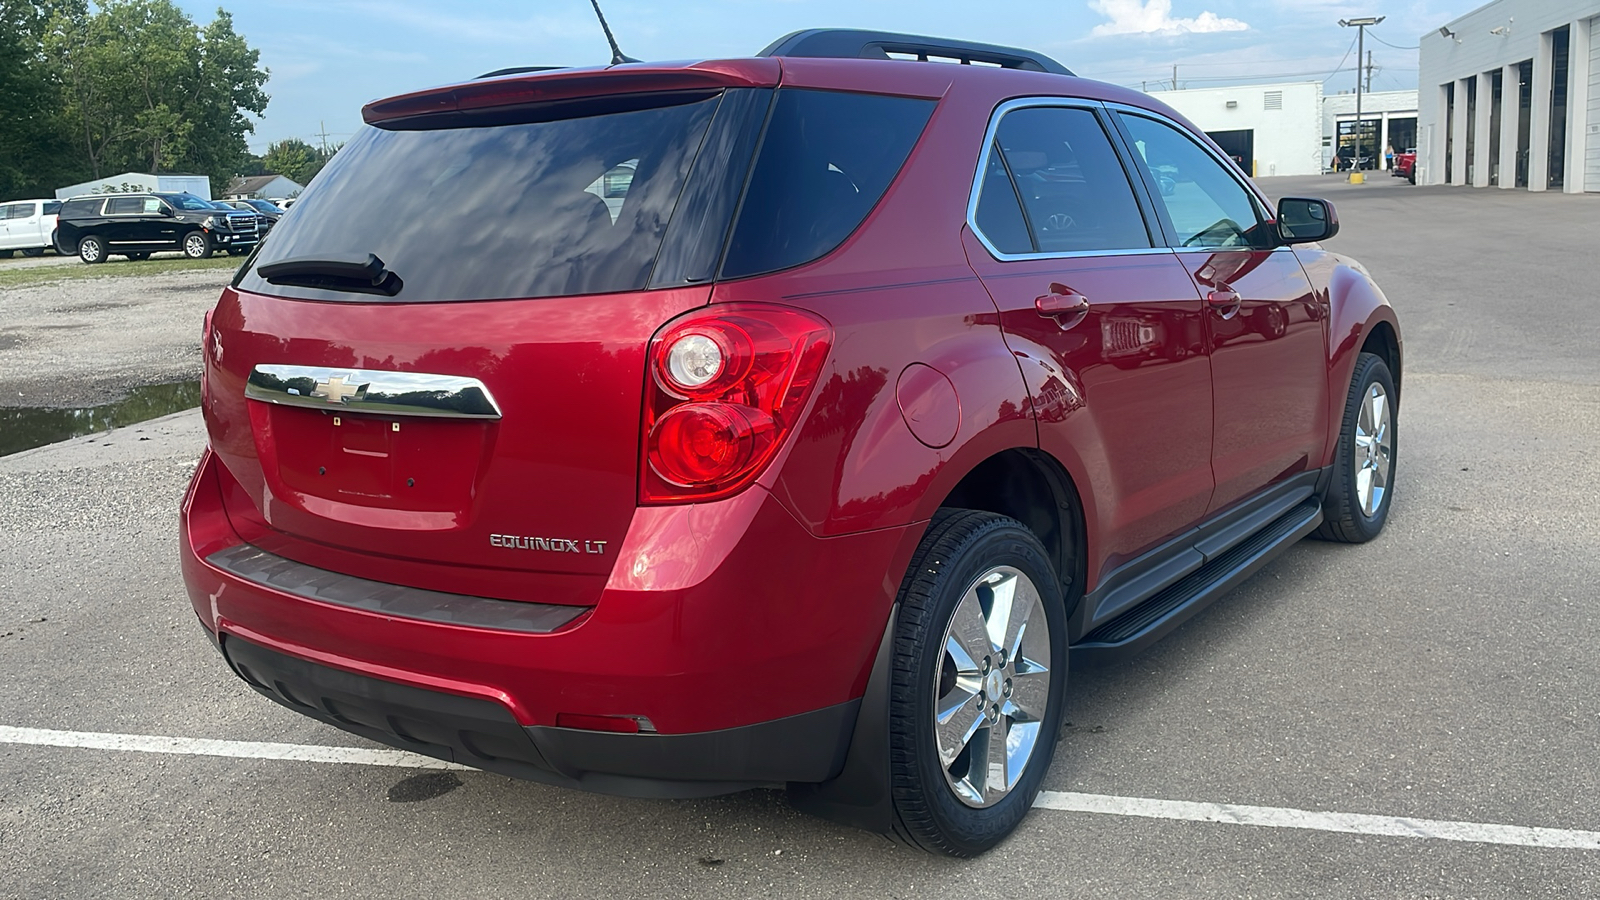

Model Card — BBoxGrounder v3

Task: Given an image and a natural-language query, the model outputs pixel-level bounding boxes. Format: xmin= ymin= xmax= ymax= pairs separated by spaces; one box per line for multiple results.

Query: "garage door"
xmin=1588 ymin=16 xmax=1600 ymax=191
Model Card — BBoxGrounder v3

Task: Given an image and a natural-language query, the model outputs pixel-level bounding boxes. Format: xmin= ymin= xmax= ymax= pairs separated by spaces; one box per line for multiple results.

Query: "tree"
xmin=44 ymin=0 xmax=268 ymax=190
xmin=261 ymin=137 xmax=316 ymax=185
xmin=0 ymin=0 xmax=82 ymax=198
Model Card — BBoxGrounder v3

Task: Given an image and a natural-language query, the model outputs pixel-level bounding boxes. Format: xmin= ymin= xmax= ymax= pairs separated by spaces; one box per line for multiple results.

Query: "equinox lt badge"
xmin=490 ymin=534 xmax=607 ymax=554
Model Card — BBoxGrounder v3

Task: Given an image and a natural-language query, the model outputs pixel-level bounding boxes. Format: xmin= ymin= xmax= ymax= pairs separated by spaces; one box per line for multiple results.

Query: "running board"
xmin=1070 ymin=499 xmax=1323 ymax=669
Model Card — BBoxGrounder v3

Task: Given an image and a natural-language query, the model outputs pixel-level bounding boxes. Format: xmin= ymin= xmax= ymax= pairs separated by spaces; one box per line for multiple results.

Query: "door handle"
xmin=1035 ymin=285 xmax=1091 ymax=329
xmin=1206 ymin=285 xmax=1242 ymax=317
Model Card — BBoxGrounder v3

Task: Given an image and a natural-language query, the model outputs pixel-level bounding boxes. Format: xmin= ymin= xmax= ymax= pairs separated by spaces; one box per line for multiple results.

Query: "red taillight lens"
xmin=642 ymin=305 xmax=832 ymax=504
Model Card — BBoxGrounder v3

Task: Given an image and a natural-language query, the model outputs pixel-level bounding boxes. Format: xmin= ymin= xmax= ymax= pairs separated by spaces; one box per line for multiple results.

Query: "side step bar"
xmin=1070 ymin=499 xmax=1323 ymax=668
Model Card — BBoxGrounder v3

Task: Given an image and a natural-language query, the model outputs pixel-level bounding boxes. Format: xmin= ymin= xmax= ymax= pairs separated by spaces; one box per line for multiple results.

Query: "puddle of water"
xmin=0 ymin=381 xmax=200 ymax=457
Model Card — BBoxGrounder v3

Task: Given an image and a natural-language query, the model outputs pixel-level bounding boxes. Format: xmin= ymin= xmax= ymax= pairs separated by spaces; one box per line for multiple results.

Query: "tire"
xmin=21 ymin=247 xmax=44 ymax=258
xmin=125 ymin=252 xmax=151 ymax=261
xmin=77 ymin=235 xmax=106 ymax=264
xmin=182 ymin=231 xmax=212 ymax=259
xmin=887 ymin=509 xmax=1068 ymax=856
xmin=1316 ymin=352 xmax=1397 ymax=543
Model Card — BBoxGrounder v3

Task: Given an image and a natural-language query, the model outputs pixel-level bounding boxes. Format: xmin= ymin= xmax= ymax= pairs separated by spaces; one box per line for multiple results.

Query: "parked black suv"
xmin=54 ymin=192 xmax=260 ymax=263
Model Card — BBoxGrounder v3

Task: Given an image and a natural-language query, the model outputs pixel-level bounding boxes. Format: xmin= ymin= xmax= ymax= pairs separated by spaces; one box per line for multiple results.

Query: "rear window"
xmin=238 ymin=94 xmax=722 ymax=303
xmin=720 ymin=90 xmax=934 ymax=279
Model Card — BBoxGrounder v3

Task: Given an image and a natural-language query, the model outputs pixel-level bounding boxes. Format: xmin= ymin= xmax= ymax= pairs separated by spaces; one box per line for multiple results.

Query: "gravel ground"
xmin=0 ymin=265 xmax=231 ymax=407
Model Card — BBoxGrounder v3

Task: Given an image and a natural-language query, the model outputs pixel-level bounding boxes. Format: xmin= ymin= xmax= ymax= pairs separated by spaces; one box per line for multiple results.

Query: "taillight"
xmin=641 ymin=304 xmax=832 ymax=504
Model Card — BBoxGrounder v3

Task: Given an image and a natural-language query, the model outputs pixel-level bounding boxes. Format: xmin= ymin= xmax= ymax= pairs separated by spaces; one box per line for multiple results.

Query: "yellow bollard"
xmin=1349 ymin=171 xmax=1365 ymax=184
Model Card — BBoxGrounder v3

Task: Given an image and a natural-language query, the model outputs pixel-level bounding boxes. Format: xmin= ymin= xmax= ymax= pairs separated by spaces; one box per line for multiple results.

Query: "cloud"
xmin=1089 ymin=0 xmax=1250 ymax=36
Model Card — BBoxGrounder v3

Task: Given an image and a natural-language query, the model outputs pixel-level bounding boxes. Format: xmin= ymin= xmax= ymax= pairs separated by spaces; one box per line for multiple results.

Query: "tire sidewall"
xmin=893 ymin=515 xmax=1068 ymax=855
xmin=1334 ymin=354 xmax=1398 ymax=540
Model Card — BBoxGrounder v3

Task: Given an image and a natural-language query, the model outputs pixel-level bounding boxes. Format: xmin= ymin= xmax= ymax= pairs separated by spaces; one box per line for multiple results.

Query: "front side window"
xmin=2 ymin=204 xmax=26 ymax=219
xmin=1118 ymin=113 xmax=1268 ymax=249
xmin=975 ymin=105 xmax=1152 ymax=254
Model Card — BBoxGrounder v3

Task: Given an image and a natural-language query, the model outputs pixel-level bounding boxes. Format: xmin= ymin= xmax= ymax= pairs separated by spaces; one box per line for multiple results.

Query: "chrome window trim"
xmin=1103 ymin=100 xmax=1278 ymax=239
xmin=965 ymin=97 xmax=1172 ymax=263
xmin=245 ymin=364 xmax=503 ymax=420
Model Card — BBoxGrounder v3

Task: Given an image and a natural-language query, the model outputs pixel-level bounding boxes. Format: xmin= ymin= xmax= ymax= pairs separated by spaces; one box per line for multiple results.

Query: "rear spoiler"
xmin=362 ymin=60 xmax=782 ymax=127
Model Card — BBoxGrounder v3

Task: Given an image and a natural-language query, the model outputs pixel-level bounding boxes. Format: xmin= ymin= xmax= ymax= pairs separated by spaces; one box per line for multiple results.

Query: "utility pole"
xmin=1365 ymin=50 xmax=1377 ymax=92
xmin=1172 ymin=64 xmax=1178 ymax=90
xmin=1339 ymin=16 xmax=1385 ymax=182
xmin=316 ymin=121 xmax=331 ymax=158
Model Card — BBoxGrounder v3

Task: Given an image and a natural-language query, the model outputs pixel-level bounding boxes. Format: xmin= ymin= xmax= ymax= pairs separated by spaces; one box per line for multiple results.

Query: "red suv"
xmin=181 ymin=30 xmax=1401 ymax=856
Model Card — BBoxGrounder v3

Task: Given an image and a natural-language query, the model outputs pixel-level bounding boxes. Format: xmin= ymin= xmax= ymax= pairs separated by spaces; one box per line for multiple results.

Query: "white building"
xmin=54 ymin=172 xmax=212 ymax=200
xmin=1322 ymin=90 xmax=1419 ymax=170
xmin=1147 ymin=82 xmax=1325 ymax=177
xmin=1417 ymin=0 xmax=1598 ymax=191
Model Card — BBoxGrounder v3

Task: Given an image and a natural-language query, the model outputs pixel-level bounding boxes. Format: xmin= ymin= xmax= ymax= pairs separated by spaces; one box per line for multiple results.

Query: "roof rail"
xmin=759 ymin=29 xmax=1072 ymax=77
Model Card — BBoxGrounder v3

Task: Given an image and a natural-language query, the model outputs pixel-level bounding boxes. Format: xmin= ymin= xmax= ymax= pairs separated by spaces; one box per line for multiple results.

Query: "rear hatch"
xmin=205 ymin=66 xmax=777 ymax=604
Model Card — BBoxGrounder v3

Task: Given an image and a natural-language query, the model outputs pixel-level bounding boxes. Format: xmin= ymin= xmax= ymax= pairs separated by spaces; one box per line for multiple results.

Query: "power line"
xmin=1367 ymin=32 xmax=1419 ymax=50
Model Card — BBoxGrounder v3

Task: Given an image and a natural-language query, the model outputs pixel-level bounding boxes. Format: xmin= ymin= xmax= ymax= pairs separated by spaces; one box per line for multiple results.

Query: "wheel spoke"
xmin=947 ymin=594 xmax=991 ymax=672
xmin=935 ymin=701 xmax=985 ymax=767
xmin=1002 ymin=719 xmax=1041 ymax=792
xmin=1006 ymin=668 xmax=1050 ymax=721
xmin=984 ymin=718 xmax=1009 ymax=798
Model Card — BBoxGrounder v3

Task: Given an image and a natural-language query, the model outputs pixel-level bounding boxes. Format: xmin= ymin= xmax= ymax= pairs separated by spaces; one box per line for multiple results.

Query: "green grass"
xmin=0 ymin=254 xmax=240 ymax=288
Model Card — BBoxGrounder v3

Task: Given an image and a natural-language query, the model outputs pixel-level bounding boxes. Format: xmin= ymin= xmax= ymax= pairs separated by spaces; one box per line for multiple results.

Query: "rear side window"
xmin=43 ymin=202 xmax=60 ymax=216
xmin=60 ymin=198 xmax=101 ymax=218
xmin=106 ymin=197 xmax=144 ymax=215
xmin=238 ymin=95 xmax=722 ymax=303
xmin=720 ymin=90 xmax=935 ymax=280
xmin=2 ymin=204 xmax=25 ymax=219
xmin=978 ymin=106 xmax=1152 ymax=255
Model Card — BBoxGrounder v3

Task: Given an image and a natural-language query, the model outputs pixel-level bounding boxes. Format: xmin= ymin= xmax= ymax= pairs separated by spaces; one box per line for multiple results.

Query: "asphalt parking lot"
xmin=1 ymin=175 xmax=1597 ymax=898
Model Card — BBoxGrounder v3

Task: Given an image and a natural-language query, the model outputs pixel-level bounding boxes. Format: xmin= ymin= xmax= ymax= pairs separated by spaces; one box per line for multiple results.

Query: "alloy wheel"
xmin=933 ymin=565 xmax=1052 ymax=808
xmin=1354 ymin=382 xmax=1392 ymax=517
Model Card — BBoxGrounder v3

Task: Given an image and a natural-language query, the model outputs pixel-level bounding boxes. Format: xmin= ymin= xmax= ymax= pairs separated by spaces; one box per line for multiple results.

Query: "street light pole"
xmin=1339 ymin=16 xmax=1385 ymax=182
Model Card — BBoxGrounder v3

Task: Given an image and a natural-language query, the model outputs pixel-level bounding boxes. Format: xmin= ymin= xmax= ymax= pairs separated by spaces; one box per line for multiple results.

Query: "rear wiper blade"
xmin=257 ymin=253 xmax=403 ymax=297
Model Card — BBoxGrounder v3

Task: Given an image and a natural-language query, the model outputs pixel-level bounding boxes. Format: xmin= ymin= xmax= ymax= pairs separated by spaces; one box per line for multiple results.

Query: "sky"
xmin=174 ymin=0 xmax=1483 ymax=155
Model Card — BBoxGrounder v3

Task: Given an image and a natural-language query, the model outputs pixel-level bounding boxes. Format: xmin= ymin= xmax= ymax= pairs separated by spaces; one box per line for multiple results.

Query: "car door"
xmin=963 ymin=100 xmax=1214 ymax=575
xmin=1112 ymin=109 xmax=1329 ymax=517
xmin=102 ymin=196 xmax=144 ymax=246
xmin=0 ymin=203 xmax=19 ymax=249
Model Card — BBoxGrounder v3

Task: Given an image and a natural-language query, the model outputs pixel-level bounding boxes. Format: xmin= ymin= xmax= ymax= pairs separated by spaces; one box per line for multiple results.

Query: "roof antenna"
xmin=588 ymin=0 xmax=637 ymax=65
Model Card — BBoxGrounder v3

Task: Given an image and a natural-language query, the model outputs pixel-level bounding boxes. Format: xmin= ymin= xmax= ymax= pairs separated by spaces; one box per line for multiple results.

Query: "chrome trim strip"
xmin=245 ymin=364 xmax=502 ymax=420
xmin=965 ymin=97 xmax=1173 ymax=263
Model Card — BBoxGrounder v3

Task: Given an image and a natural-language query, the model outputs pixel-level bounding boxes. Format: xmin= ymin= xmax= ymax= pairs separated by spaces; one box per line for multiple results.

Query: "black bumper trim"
xmin=207 ymin=544 xmax=587 ymax=634
xmin=221 ymin=636 xmax=858 ymax=799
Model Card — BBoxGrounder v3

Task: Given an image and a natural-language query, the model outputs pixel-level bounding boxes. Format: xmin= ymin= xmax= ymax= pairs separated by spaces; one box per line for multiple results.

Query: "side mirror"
xmin=1277 ymin=197 xmax=1338 ymax=244
xmin=159 ymin=205 xmax=176 ymax=217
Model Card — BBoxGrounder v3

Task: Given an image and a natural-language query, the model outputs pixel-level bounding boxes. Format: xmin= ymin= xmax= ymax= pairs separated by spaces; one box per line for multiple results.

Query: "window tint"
xmin=238 ymin=95 xmax=721 ymax=302
xmin=973 ymin=143 xmax=1033 ymax=254
xmin=43 ymin=202 xmax=60 ymax=216
xmin=986 ymin=106 xmax=1151 ymax=254
xmin=106 ymin=197 xmax=144 ymax=215
xmin=720 ymin=89 xmax=935 ymax=279
xmin=160 ymin=194 xmax=214 ymax=211
xmin=1118 ymin=113 xmax=1267 ymax=249
xmin=2 ymin=204 xmax=25 ymax=219
xmin=60 ymin=198 xmax=100 ymax=218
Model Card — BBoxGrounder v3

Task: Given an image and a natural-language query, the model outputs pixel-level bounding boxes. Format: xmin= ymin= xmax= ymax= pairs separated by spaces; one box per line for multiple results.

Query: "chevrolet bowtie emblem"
xmin=310 ymin=375 xmax=366 ymax=405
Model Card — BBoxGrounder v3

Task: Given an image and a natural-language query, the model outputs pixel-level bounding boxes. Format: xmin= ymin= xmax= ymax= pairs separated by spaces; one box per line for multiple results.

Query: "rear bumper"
xmin=222 ymin=635 xmax=856 ymax=797
xmin=180 ymin=448 xmax=915 ymax=793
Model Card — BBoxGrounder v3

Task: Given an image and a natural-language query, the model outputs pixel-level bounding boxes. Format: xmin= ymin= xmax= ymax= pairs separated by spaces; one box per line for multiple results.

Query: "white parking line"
xmin=4 ymin=725 xmax=1597 ymax=850
xmin=0 ymin=724 xmax=470 ymax=770
xmin=1033 ymin=791 xmax=1600 ymax=851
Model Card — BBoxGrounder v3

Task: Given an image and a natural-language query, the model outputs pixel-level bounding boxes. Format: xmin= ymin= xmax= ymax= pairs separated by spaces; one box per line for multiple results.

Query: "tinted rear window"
xmin=238 ymin=95 xmax=721 ymax=302
xmin=720 ymin=90 xmax=934 ymax=280
xmin=43 ymin=202 xmax=61 ymax=215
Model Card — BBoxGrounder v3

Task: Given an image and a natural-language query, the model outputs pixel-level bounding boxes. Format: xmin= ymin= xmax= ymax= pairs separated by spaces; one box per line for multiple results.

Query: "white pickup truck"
xmin=0 ymin=199 xmax=62 ymax=257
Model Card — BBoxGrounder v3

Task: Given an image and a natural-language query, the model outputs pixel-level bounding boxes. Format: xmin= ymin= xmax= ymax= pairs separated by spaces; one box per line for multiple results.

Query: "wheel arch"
xmin=1322 ymin=261 xmax=1402 ymax=463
